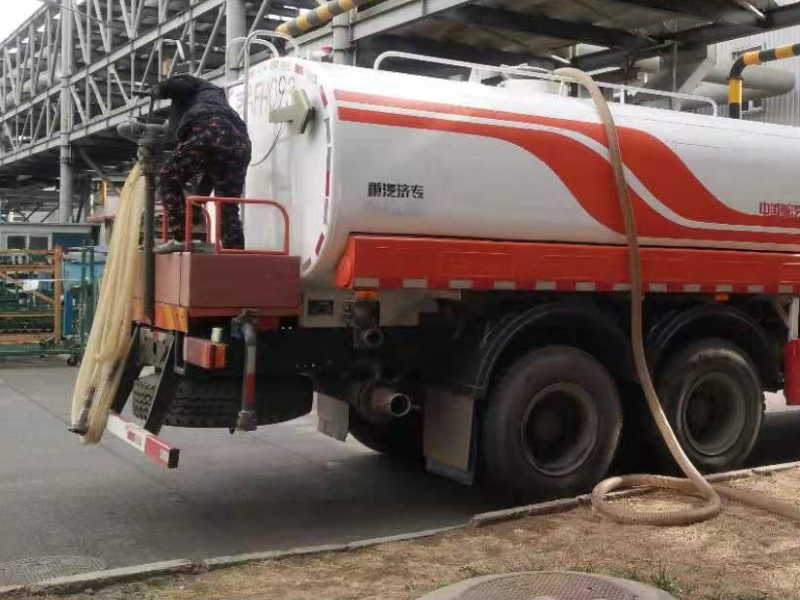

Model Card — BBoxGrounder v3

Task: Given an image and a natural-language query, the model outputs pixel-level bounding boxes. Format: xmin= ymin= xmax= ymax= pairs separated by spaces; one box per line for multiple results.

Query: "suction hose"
xmin=554 ymin=67 xmax=800 ymax=525
xmin=70 ymin=163 xmax=145 ymax=444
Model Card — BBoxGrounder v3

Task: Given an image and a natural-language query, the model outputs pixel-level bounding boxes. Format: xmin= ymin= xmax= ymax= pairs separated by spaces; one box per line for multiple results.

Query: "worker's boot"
xmin=153 ymin=239 xmax=186 ymax=254
xmin=153 ymin=239 xmax=216 ymax=254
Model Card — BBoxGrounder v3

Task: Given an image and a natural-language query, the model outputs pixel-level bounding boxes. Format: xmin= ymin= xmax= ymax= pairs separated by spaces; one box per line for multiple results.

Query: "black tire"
xmin=132 ymin=375 xmax=241 ymax=427
xmin=348 ymin=408 xmax=424 ymax=461
xmin=481 ymin=346 xmax=623 ymax=501
xmin=652 ymin=338 xmax=764 ymax=473
xmin=132 ymin=374 xmax=313 ymax=428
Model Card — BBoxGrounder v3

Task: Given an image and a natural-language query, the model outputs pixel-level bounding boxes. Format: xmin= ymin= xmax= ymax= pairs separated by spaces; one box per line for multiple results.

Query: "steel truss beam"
xmin=576 ymin=2 xmax=800 ymax=70
xmin=443 ymin=5 xmax=652 ymax=50
xmin=0 ymin=0 xmax=287 ymax=171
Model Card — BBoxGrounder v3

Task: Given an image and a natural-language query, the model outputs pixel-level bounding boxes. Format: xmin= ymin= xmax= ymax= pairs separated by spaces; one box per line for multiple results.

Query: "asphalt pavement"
xmin=1 ymin=356 xmax=798 ymax=581
xmin=0 ymin=357 xmax=491 ymax=575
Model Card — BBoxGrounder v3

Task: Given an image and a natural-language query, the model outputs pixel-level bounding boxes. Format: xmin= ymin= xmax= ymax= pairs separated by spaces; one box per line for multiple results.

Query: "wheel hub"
xmin=520 ymin=383 xmax=598 ymax=477
xmin=681 ymin=371 xmax=746 ymax=457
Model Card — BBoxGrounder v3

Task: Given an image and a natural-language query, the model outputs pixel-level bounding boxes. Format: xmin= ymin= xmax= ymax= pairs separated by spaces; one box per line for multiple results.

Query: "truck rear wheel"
xmin=481 ymin=346 xmax=622 ymax=501
xmin=652 ymin=338 xmax=764 ymax=472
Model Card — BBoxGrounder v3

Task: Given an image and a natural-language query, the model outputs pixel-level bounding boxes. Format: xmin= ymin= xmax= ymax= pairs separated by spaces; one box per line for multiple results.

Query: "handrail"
xmin=226 ymin=30 xmax=301 ymax=124
xmin=248 ymin=29 xmax=301 ymax=56
xmin=374 ymin=50 xmax=718 ymax=116
xmin=729 ymin=43 xmax=800 ymax=118
xmin=185 ymin=196 xmax=290 ymax=255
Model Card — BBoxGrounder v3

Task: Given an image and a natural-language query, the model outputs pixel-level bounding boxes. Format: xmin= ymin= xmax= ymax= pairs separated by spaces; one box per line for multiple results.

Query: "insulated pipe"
xmin=729 ymin=43 xmax=800 ymax=118
xmin=276 ymin=0 xmax=371 ymax=37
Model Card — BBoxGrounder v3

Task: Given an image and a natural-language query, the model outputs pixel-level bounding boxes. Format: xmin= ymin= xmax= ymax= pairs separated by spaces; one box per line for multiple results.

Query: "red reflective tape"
xmin=320 ymin=88 xmax=328 ymax=106
xmin=315 ymin=233 xmax=325 ymax=256
xmin=106 ymin=414 xmax=180 ymax=469
xmin=243 ymin=372 xmax=257 ymax=410
xmin=143 ymin=436 xmax=177 ymax=468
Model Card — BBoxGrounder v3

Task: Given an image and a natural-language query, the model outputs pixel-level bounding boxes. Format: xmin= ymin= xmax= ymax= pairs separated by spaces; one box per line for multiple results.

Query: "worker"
xmin=154 ymin=75 xmax=251 ymax=253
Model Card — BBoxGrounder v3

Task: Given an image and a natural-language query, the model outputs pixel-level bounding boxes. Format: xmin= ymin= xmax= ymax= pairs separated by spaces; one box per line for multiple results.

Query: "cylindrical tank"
xmin=230 ymin=58 xmax=800 ymax=285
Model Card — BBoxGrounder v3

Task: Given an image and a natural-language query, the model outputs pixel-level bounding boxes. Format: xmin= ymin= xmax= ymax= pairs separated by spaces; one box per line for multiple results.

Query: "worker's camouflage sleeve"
xmin=158 ymin=116 xmax=252 ymax=249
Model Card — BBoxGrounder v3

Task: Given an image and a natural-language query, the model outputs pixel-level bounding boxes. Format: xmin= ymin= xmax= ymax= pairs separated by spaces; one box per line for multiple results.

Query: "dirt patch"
xmin=28 ymin=469 xmax=800 ymax=600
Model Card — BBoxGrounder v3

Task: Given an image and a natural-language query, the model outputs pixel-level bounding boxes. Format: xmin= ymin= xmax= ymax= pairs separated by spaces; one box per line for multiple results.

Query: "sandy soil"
xmin=29 ymin=469 xmax=800 ymax=600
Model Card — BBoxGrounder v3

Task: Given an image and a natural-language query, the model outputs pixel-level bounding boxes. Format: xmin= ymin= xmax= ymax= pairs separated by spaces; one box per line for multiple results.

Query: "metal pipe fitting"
xmin=369 ymin=387 xmax=412 ymax=419
xmin=359 ymin=328 xmax=384 ymax=349
xmin=236 ymin=317 xmax=259 ymax=431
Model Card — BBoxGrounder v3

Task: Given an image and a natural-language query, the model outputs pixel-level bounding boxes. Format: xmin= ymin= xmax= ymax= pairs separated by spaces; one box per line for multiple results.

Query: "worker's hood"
xmin=158 ymin=75 xmax=248 ymax=141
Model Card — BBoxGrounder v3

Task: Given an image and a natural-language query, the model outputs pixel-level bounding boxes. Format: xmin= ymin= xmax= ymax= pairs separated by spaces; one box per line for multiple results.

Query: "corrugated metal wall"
xmin=714 ymin=27 xmax=800 ymax=125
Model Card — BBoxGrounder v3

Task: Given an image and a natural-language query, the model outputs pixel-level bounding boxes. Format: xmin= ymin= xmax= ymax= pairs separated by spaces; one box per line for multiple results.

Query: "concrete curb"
xmin=4 ymin=560 xmax=195 ymax=597
xmin=200 ymin=526 xmax=462 ymax=571
xmin=469 ymin=460 xmax=800 ymax=528
xmin=3 ymin=460 xmax=799 ymax=598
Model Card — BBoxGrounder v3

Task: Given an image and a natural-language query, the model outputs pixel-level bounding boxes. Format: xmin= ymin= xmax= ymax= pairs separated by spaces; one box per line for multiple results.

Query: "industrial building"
xmin=0 ymin=1 xmax=799 ymax=234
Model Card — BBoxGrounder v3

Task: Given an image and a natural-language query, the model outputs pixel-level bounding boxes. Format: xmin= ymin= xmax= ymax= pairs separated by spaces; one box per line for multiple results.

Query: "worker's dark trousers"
xmin=158 ymin=116 xmax=251 ymax=249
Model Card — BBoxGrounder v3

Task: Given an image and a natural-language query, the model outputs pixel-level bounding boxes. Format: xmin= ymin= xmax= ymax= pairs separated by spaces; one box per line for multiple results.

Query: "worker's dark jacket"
xmin=156 ymin=76 xmax=252 ymax=248
xmin=159 ymin=76 xmax=249 ymax=142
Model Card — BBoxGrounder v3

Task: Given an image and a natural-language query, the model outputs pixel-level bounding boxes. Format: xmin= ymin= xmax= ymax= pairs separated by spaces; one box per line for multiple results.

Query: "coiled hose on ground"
xmin=555 ymin=67 xmax=800 ymax=525
xmin=70 ymin=163 xmax=145 ymax=444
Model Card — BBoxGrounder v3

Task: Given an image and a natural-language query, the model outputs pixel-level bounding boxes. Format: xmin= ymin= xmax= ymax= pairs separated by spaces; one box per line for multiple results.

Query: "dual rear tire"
xmin=480 ymin=340 xmax=764 ymax=500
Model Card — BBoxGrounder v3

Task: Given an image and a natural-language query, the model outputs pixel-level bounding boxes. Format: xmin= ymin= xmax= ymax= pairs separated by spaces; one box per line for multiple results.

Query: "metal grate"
xmin=457 ymin=573 xmax=634 ymax=600
xmin=0 ymin=555 xmax=106 ymax=586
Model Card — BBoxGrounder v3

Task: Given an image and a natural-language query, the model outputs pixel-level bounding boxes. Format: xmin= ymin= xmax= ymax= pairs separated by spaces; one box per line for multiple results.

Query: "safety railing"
xmin=226 ymin=30 xmax=301 ymax=124
xmin=373 ymin=51 xmax=719 ymax=116
xmin=729 ymin=43 xmax=800 ymax=118
xmin=184 ymin=196 xmax=290 ymax=255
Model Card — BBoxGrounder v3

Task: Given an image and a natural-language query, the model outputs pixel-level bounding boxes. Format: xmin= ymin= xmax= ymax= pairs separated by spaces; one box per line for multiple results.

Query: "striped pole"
xmin=277 ymin=0 xmax=371 ymax=37
xmin=728 ymin=42 xmax=800 ymax=119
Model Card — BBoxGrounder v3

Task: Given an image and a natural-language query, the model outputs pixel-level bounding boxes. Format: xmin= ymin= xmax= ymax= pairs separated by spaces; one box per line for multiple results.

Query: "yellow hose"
xmin=554 ymin=67 xmax=800 ymax=525
xmin=70 ymin=163 xmax=145 ymax=444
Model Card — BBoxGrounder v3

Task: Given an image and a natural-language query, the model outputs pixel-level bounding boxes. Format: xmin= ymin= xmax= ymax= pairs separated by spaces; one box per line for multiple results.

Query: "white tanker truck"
xmin=110 ymin=53 xmax=800 ymax=501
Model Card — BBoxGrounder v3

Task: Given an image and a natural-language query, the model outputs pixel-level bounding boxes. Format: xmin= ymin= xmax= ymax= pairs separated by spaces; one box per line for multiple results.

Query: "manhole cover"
xmin=418 ymin=572 xmax=677 ymax=600
xmin=0 ymin=555 xmax=106 ymax=586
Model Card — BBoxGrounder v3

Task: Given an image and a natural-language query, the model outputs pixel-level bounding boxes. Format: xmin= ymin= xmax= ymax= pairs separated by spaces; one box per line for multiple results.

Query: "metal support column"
xmin=332 ymin=13 xmax=352 ymax=65
xmin=59 ymin=148 xmax=74 ymax=224
xmin=226 ymin=0 xmax=247 ymax=80
xmin=59 ymin=0 xmax=75 ymax=223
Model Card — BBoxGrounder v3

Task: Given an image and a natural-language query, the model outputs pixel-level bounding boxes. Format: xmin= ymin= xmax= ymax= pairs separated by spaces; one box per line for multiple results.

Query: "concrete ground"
xmin=1 ymin=356 xmax=799 ymax=582
xmin=0 ymin=357 xmax=490 ymax=576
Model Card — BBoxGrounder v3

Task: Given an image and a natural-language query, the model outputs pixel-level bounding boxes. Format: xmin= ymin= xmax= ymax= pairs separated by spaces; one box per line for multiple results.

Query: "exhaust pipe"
xmin=369 ymin=386 xmax=412 ymax=419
